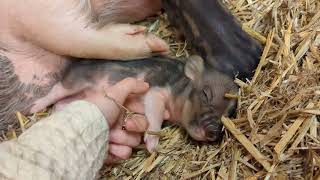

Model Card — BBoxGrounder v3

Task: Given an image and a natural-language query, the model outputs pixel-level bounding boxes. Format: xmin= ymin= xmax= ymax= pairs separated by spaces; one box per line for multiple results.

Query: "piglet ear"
xmin=184 ymin=55 xmax=204 ymax=83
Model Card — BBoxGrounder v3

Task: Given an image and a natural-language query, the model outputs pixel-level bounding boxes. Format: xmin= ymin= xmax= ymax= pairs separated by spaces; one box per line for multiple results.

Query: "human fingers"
xmin=106 ymin=78 xmax=149 ymax=105
xmin=109 ymin=129 xmax=142 ymax=147
xmin=124 ymin=114 xmax=148 ymax=133
xmin=108 ymin=144 xmax=132 ymax=160
xmin=124 ymin=96 xmax=145 ymax=114
xmin=124 ymin=97 xmax=170 ymax=119
xmin=99 ymin=24 xmax=168 ymax=60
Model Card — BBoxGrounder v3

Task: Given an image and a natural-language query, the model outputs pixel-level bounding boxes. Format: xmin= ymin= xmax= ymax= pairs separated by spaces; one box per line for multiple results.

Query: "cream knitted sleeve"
xmin=0 ymin=100 xmax=109 ymax=180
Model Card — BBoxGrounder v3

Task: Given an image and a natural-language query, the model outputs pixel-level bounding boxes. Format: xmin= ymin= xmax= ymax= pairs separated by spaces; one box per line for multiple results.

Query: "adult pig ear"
xmin=184 ymin=55 xmax=204 ymax=83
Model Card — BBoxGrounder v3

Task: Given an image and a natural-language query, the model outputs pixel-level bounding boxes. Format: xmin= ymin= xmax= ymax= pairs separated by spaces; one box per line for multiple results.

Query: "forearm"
xmin=13 ymin=0 xmax=108 ymax=59
xmin=0 ymin=101 xmax=109 ymax=180
xmin=11 ymin=0 xmax=159 ymax=60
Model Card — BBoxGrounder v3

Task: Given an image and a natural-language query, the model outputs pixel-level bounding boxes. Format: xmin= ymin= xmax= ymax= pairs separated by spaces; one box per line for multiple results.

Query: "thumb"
xmin=145 ymin=33 xmax=169 ymax=54
xmin=106 ymin=78 xmax=149 ymax=105
xmin=121 ymin=33 xmax=169 ymax=59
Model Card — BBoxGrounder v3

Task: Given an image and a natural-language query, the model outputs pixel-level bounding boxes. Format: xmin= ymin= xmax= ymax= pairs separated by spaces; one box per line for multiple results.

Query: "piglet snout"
xmin=201 ymin=119 xmax=223 ymax=142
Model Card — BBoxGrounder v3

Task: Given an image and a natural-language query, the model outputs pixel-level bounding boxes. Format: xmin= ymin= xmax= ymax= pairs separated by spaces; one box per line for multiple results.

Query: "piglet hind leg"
xmin=29 ymin=83 xmax=85 ymax=114
xmin=143 ymin=89 xmax=168 ymax=153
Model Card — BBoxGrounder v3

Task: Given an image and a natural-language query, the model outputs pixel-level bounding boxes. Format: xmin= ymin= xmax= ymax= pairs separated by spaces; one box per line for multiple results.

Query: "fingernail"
xmin=146 ymin=34 xmax=169 ymax=53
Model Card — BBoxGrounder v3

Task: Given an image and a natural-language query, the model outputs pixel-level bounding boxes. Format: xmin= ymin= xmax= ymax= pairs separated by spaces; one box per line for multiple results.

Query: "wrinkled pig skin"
xmin=29 ymin=55 xmax=237 ymax=152
xmin=0 ymin=0 xmax=163 ymax=131
xmin=163 ymin=0 xmax=262 ymax=80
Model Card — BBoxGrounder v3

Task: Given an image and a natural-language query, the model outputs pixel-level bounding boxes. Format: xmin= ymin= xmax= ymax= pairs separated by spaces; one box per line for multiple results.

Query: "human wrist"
xmin=79 ymin=98 xmax=119 ymax=127
xmin=69 ymin=100 xmax=107 ymax=121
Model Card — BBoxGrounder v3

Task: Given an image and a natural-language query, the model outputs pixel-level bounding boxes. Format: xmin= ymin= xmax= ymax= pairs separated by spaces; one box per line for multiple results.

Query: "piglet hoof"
xmin=144 ymin=134 xmax=160 ymax=153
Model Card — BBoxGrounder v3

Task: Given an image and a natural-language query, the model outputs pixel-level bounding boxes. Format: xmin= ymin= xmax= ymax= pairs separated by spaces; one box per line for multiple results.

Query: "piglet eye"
xmin=202 ymin=89 xmax=209 ymax=99
xmin=201 ymin=86 xmax=212 ymax=102
xmin=199 ymin=89 xmax=208 ymax=103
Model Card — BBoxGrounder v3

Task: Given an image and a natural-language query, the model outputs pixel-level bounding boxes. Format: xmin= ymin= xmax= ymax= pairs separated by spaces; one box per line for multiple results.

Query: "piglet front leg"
xmin=143 ymin=88 xmax=169 ymax=153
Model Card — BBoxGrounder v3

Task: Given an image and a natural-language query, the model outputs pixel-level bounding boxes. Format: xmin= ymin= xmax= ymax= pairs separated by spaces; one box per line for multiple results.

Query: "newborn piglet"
xmin=30 ymin=56 xmax=237 ymax=152
xmin=163 ymin=0 xmax=262 ymax=80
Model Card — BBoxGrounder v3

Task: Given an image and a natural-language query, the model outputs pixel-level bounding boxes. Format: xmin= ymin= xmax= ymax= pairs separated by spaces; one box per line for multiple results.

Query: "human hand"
xmin=104 ymin=94 xmax=171 ymax=164
xmin=92 ymin=24 xmax=169 ymax=60
xmin=104 ymin=92 xmax=149 ymax=164
xmin=105 ymin=114 xmax=149 ymax=164
xmin=83 ymin=77 xmax=149 ymax=127
xmin=82 ymin=78 xmax=150 ymax=162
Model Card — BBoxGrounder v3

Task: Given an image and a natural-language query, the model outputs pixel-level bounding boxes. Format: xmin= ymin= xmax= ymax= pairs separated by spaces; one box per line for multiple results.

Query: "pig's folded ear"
xmin=184 ymin=55 xmax=204 ymax=83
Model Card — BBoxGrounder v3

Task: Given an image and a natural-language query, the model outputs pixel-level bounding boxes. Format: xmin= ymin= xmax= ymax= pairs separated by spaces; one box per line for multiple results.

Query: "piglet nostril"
xmin=203 ymin=123 xmax=222 ymax=141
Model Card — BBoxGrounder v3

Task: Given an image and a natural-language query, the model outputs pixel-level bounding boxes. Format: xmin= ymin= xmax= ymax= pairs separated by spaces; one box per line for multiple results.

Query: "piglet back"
xmin=61 ymin=57 xmax=186 ymax=89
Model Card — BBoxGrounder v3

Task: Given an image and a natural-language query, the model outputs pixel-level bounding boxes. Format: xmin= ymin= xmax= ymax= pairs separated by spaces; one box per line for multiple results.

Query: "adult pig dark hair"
xmin=163 ymin=0 xmax=262 ymax=80
xmin=162 ymin=0 xmax=262 ymax=141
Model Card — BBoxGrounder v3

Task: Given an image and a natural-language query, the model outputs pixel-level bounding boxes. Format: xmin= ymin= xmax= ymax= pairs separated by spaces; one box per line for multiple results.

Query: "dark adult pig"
xmin=30 ymin=55 xmax=237 ymax=152
xmin=162 ymin=0 xmax=262 ymax=131
xmin=163 ymin=0 xmax=262 ymax=80
xmin=0 ymin=0 xmax=167 ymax=131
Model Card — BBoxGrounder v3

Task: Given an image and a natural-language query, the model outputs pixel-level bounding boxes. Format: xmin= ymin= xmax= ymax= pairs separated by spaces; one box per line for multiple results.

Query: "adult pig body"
xmin=31 ymin=56 xmax=237 ymax=152
xmin=163 ymin=0 xmax=262 ymax=80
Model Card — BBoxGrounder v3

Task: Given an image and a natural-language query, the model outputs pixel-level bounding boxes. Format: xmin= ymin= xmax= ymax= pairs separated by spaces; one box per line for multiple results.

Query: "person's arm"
xmin=0 ymin=101 xmax=108 ymax=180
xmin=9 ymin=0 xmax=168 ymax=60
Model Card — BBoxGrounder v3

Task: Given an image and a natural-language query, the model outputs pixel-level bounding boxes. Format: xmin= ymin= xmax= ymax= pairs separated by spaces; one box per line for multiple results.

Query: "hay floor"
xmin=1 ymin=0 xmax=319 ymax=179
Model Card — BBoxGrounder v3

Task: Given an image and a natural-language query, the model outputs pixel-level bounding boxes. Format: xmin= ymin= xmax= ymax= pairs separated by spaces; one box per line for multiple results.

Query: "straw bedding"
xmin=2 ymin=0 xmax=320 ymax=179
